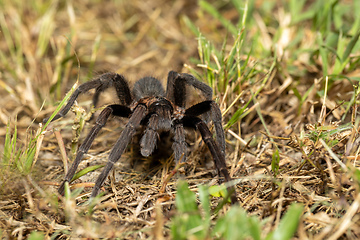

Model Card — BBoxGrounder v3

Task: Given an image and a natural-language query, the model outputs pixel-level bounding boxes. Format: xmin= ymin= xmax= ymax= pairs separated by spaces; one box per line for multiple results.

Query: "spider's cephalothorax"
xmin=44 ymin=71 xmax=237 ymax=203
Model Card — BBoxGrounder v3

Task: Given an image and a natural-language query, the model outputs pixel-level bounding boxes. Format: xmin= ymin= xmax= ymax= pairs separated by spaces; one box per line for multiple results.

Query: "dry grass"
xmin=1 ymin=0 xmax=360 ymax=239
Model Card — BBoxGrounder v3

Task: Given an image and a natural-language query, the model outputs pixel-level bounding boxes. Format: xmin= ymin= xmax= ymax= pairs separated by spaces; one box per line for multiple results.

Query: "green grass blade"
xmin=182 ymin=15 xmax=201 ymax=36
xmin=3 ymin=122 xmax=12 ymax=164
xmin=42 ymin=80 xmax=78 ymax=130
xmin=71 ymin=164 xmax=105 ymax=182
xmin=213 ymin=206 xmax=252 ymax=240
xmin=23 ymin=146 xmax=36 ymax=174
xmin=342 ymin=29 xmax=360 ymax=62
xmin=198 ymin=185 xmax=211 ymax=237
xmin=269 ymin=203 xmax=304 ymax=240
xmin=199 ymin=0 xmax=237 ymax=35
xmin=317 ymin=32 xmax=329 ymax=76
xmin=271 ymin=148 xmax=280 ymax=176
xmin=28 ymin=231 xmax=45 ymax=240
xmin=248 ymin=216 xmax=261 ymax=240
xmin=171 ymin=181 xmax=204 ymax=239
xmin=87 ymin=34 xmax=102 ymax=80
xmin=36 ymin=2 xmax=57 ymax=58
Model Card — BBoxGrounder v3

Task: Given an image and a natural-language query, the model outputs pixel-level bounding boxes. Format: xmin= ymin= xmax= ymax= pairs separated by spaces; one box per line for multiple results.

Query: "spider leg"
xmin=165 ymin=71 xmax=186 ymax=107
xmin=166 ymin=71 xmax=212 ymax=106
xmin=179 ymin=74 xmax=225 ymax=158
xmin=209 ymin=101 xmax=225 ymax=158
xmin=187 ymin=105 xmax=225 ymax=158
xmin=185 ymin=100 xmax=212 ymax=116
xmin=183 ymin=115 xmax=237 ymax=204
xmin=90 ymin=104 xmax=147 ymax=198
xmin=165 ymin=71 xmax=225 ymax=158
xmin=43 ymin=72 xmax=132 ymax=123
xmin=185 ymin=100 xmax=226 ymax=159
xmin=92 ymin=72 xmax=133 ymax=107
xmin=58 ymin=104 xmax=132 ymax=195
xmin=172 ymin=120 xmax=187 ymax=163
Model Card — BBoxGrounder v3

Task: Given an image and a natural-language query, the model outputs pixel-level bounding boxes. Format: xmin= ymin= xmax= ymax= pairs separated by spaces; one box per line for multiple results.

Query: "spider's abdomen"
xmin=132 ymin=77 xmax=165 ymax=100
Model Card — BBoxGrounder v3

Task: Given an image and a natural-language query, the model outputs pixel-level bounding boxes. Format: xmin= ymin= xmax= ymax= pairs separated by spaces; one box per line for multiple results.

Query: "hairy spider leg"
xmin=208 ymin=101 xmax=225 ymax=158
xmin=183 ymin=115 xmax=238 ymax=204
xmin=43 ymin=72 xmax=132 ymax=124
xmin=166 ymin=71 xmax=212 ymax=106
xmin=58 ymin=104 xmax=132 ymax=195
xmin=172 ymin=100 xmax=214 ymax=163
xmin=165 ymin=71 xmax=188 ymax=163
xmin=90 ymin=104 xmax=147 ymax=198
xmin=92 ymin=72 xmax=133 ymax=107
xmin=172 ymin=120 xmax=187 ymax=163
xmin=185 ymin=100 xmax=213 ymax=116
xmin=165 ymin=71 xmax=226 ymax=159
xmin=179 ymin=73 xmax=225 ymax=159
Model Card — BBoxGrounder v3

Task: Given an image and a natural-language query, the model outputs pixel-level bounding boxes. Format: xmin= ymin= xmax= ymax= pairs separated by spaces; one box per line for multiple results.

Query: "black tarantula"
xmin=44 ymin=71 xmax=237 ymax=203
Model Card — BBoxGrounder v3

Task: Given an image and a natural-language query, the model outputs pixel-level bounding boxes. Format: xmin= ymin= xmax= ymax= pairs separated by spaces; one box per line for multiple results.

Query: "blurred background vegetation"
xmin=1 ymin=0 xmax=360 ymax=239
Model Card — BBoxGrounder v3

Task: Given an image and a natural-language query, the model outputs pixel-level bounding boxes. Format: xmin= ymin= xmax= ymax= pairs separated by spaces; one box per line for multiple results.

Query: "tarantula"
xmin=44 ymin=71 xmax=237 ymax=203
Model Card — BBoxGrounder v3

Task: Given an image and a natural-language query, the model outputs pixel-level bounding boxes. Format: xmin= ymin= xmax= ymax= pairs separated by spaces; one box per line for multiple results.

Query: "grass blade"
xmin=269 ymin=203 xmax=304 ymax=240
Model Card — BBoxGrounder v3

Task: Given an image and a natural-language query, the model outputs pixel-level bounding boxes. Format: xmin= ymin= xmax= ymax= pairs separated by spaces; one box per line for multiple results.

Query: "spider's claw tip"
xmin=141 ymin=149 xmax=151 ymax=157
